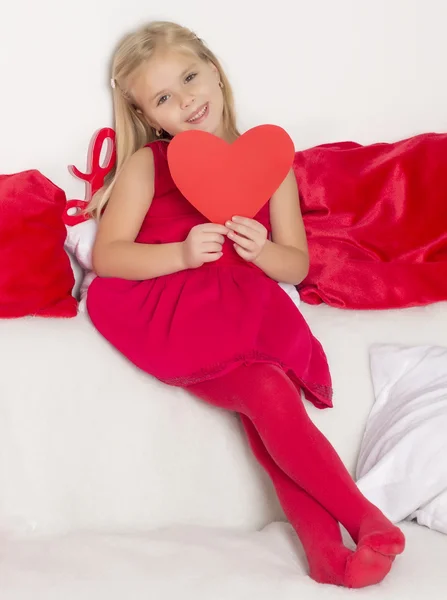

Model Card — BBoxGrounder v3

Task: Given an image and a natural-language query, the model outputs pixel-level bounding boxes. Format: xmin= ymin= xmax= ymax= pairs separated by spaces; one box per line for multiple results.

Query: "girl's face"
xmin=132 ymin=49 xmax=226 ymax=139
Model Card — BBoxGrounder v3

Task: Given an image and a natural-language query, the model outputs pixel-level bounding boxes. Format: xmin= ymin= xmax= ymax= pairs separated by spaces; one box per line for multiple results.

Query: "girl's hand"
xmin=182 ymin=223 xmax=229 ymax=269
xmin=225 ymin=216 xmax=268 ymax=262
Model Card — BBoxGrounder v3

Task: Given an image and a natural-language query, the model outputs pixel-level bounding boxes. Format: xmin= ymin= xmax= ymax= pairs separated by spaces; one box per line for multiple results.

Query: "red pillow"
xmin=0 ymin=170 xmax=77 ymax=318
xmin=295 ymin=133 xmax=447 ymax=309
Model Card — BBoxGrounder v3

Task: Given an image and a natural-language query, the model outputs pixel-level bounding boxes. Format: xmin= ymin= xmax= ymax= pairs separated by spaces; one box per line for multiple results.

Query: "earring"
xmin=218 ymin=81 xmax=224 ymax=88
xmin=156 ymin=129 xmax=162 ymax=137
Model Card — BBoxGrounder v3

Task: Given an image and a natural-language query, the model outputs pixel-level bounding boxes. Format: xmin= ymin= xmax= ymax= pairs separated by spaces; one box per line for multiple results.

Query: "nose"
xmin=180 ymin=93 xmax=195 ymax=110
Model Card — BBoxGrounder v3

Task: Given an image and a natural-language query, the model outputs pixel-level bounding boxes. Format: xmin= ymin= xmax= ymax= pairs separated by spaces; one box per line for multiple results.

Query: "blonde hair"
xmin=87 ymin=21 xmax=240 ymax=219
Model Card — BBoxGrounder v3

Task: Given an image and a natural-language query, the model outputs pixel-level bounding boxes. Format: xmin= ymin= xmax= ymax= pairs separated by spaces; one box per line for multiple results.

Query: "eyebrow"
xmin=151 ymin=63 xmax=198 ymax=102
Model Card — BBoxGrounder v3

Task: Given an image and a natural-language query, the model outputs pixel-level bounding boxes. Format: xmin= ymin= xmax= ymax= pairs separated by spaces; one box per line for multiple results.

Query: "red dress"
xmin=87 ymin=141 xmax=333 ymax=409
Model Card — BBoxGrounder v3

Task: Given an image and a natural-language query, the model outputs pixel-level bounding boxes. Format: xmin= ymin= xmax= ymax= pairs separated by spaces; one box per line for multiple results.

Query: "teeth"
xmin=188 ymin=105 xmax=207 ymax=122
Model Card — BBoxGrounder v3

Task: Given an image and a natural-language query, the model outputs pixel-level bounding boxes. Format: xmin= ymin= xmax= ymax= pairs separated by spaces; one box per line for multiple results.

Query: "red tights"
xmin=187 ymin=363 xmax=405 ymax=588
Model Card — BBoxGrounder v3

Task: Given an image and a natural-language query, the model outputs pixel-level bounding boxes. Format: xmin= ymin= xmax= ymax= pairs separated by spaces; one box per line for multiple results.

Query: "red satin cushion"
xmin=0 ymin=170 xmax=77 ymax=318
xmin=295 ymin=134 xmax=447 ymax=309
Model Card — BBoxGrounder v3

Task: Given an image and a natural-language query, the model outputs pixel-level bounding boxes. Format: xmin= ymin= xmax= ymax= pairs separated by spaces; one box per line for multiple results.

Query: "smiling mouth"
xmin=186 ymin=103 xmax=209 ymax=124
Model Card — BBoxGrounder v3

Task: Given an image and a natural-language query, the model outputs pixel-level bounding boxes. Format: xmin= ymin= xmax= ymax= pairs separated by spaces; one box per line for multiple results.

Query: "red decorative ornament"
xmin=63 ymin=127 xmax=116 ymax=226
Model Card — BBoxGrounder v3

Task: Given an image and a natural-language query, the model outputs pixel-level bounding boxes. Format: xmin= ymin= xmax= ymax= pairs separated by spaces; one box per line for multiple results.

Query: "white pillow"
xmin=65 ymin=220 xmax=97 ymax=310
xmin=356 ymin=343 xmax=447 ymax=534
xmin=411 ymin=490 xmax=447 ymax=535
xmin=64 ymin=219 xmax=97 ymax=271
xmin=65 ymin=220 xmax=301 ymax=311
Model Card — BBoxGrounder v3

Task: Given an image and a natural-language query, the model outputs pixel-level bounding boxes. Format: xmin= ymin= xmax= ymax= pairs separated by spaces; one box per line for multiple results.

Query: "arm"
xmin=226 ymin=169 xmax=309 ymax=285
xmin=92 ymin=147 xmax=186 ymax=280
xmin=255 ymin=168 xmax=309 ymax=285
xmin=92 ymin=147 xmax=227 ymax=280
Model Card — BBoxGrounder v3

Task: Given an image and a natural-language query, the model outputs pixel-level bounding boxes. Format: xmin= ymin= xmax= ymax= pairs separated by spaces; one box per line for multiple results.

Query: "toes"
xmin=361 ymin=529 xmax=406 ymax=557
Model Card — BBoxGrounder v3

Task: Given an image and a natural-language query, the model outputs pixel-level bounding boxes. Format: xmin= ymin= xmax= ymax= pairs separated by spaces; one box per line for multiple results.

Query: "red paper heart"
xmin=167 ymin=124 xmax=295 ymax=224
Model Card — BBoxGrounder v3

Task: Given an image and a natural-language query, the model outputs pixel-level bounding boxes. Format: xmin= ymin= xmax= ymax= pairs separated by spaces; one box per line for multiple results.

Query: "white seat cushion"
xmin=1 ymin=301 xmax=446 ymax=536
xmin=1 ymin=521 xmax=445 ymax=599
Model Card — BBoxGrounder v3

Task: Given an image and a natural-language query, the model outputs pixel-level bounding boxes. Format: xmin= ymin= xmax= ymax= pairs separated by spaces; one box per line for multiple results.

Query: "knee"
xmin=243 ymin=363 xmax=301 ymax=414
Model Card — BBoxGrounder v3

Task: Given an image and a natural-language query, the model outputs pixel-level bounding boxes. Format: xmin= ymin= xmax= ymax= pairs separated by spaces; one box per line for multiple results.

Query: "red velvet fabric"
xmin=0 ymin=170 xmax=77 ymax=318
xmin=294 ymin=133 xmax=447 ymax=309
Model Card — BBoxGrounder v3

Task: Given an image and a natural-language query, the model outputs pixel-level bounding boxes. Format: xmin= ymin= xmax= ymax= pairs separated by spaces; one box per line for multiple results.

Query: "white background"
xmin=1 ymin=0 xmax=446 ymax=201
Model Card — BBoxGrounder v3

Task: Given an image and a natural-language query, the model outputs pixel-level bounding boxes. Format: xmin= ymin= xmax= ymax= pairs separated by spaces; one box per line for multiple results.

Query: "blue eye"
xmin=157 ymin=95 xmax=169 ymax=106
xmin=156 ymin=73 xmax=197 ymax=105
xmin=185 ymin=72 xmax=197 ymax=83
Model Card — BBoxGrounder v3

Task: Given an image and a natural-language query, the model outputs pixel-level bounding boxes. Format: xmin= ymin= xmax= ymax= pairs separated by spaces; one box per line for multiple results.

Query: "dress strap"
xmin=144 ymin=140 xmax=170 ymax=198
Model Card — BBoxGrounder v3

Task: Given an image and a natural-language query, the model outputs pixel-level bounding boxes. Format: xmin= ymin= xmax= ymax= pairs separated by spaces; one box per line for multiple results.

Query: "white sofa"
xmin=1 ymin=299 xmax=446 ymax=599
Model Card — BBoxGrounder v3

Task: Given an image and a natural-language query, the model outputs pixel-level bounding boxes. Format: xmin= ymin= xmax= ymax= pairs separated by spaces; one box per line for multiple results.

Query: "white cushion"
xmin=64 ymin=219 xmax=96 ymax=272
xmin=64 ymin=220 xmax=97 ymax=309
xmin=356 ymin=343 xmax=447 ymax=533
xmin=411 ymin=491 xmax=447 ymax=535
xmin=1 ymin=301 xmax=447 ymax=537
xmin=1 ymin=521 xmax=445 ymax=600
xmin=0 ymin=315 xmax=282 ymax=536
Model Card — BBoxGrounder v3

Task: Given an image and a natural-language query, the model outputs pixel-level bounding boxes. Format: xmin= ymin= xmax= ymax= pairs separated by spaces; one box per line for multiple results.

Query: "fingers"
xmin=226 ymin=217 xmax=265 ymax=235
xmin=225 ymin=217 xmax=267 ymax=263
xmin=202 ymin=251 xmax=223 ymax=263
xmin=233 ymin=244 xmax=252 ymax=261
xmin=190 ymin=219 xmax=266 ymax=267
xmin=204 ymin=233 xmax=226 ymax=245
xmin=199 ymin=223 xmax=229 ymax=235
xmin=226 ymin=222 xmax=255 ymax=240
xmin=203 ymin=242 xmax=224 ymax=253
xmin=227 ymin=231 xmax=256 ymax=251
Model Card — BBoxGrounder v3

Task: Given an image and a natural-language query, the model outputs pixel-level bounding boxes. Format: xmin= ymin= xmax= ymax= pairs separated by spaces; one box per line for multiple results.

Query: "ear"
xmin=133 ymin=105 xmax=146 ymax=118
xmin=135 ymin=107 xmax=149 ymax=121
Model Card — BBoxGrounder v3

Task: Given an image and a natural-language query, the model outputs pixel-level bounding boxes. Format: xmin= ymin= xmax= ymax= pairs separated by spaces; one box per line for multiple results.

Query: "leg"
xmin=188 ymin=363 xmax=405 ymax=558
xmin=239 ymin=414 xmax=393 ymax=587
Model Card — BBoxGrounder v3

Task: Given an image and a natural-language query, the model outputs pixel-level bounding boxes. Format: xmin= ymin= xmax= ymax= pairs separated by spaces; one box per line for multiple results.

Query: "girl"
xmin=87 ymin=21 xmax=405 ymax=588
